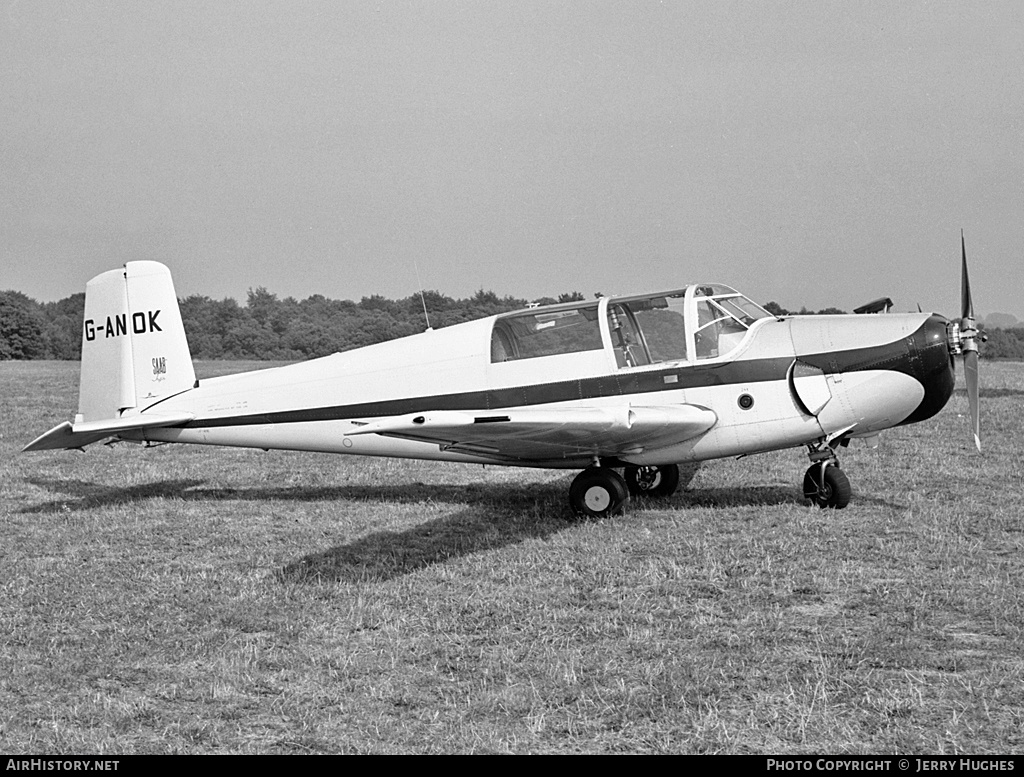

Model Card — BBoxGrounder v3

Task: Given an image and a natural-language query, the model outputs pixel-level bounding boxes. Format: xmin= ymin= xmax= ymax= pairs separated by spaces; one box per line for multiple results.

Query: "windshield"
xmin=693 ymin=289 xmax=771 ymax=359
xmin=613 ymin=286 xmax=771 ymax=365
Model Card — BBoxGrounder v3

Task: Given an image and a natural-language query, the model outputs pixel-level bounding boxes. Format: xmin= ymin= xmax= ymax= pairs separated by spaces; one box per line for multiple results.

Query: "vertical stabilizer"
xmin=78 ymin=261 xmax=196 ymax=423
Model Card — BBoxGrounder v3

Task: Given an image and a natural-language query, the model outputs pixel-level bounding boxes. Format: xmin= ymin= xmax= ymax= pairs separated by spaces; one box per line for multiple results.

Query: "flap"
xmin=346 ymin=404 xmax=716 ymax=461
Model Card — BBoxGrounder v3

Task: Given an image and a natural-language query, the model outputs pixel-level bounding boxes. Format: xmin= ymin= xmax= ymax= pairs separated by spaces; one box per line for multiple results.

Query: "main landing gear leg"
xmin=802 ymin=441 xmax=852 ymax=509
xmin=568 ymin=462 xmax=685 ymax=518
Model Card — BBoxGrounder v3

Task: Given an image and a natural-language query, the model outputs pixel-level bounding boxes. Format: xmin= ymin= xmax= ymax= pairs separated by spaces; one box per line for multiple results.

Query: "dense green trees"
xmin=763 ymin=301 xmax=847 ymax=316
xmin=0 ymin=291 xmax=47 ymax=359
xmin=3 ymin=287 xmax=1022 ymax=360
xmin=0 ymin=291 xmax=84 ymax=359
xmin=982 ymin=326 xmax=1024 ymax=360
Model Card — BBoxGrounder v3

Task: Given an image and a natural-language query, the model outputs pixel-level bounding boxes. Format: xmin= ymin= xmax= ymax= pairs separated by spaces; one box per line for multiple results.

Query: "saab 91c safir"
xmin=25 ymin=243 xmax=982 ymax=518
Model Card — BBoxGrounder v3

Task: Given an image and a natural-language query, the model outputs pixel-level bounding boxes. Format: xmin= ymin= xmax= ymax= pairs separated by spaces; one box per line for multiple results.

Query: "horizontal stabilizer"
xmin=346 ymin=405 xmax=716 ymax=461
xmin=22 ymin=411 xmax=194 ymax=452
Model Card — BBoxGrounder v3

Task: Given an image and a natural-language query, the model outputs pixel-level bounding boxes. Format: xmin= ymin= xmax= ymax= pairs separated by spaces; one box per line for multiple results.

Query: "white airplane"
xmin=24 ymin=242 xmax=982 ymax=517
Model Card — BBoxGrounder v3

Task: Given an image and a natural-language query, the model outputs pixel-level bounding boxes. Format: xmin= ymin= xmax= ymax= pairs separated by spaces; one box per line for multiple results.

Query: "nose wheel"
xmin=803 ymin=461 xmax=851 ymax=509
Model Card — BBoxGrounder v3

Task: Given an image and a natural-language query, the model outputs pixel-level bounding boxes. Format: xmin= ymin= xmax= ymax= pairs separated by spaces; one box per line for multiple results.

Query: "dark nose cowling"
xmin=898 ymin=314 xmax=956 ymax=426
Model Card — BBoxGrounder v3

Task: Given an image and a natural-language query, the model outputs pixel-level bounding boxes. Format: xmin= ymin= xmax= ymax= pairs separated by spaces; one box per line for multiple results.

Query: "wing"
xmin=345 ymin=404 xmax=716 ymax=462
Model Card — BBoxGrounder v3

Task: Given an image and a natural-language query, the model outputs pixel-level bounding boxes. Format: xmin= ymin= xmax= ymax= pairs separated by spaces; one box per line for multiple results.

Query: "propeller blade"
xmin=964 ymin=349 xmax=981 ymax=451
xmin=961 ymin=230 xmax=974 ymax=320
xmin=959 ymin=231 xmax=981 ymax=451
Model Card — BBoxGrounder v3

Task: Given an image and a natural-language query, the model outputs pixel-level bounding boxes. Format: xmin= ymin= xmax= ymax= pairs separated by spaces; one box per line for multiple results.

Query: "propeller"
xmin=959 ymin=231 xmax=981 ymax=451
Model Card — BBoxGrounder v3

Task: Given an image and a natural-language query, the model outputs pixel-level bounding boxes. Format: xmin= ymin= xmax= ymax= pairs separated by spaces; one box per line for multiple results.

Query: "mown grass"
xmin=1 ymin=360 xmax=1022 ymax=753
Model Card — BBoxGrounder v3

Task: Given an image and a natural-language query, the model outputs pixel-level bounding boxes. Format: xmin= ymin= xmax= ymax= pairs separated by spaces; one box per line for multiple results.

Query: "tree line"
xmin=3 ymin=287 xmax=1022 ymax=360
xmin=0 ymin=287 xmax=583 ymax=361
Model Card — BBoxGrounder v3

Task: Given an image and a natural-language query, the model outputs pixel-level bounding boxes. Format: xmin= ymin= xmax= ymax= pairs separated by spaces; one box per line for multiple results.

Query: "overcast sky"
xmin=2 ymin=1 xmax=1022 ymax=317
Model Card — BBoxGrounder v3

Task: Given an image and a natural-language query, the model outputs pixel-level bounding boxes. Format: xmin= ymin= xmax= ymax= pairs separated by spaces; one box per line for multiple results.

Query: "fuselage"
xmin=133 ymin=286 xmax=956 ymax=469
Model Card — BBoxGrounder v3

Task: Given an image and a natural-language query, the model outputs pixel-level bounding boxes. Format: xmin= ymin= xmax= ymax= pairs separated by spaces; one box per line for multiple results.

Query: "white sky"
xmin=2 ymin=1 xmax=1022 ymax=317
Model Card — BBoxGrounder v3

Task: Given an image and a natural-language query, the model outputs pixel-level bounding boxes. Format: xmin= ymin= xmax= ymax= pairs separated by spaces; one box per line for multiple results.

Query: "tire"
xmin=803 ymin=463 xmax=851 ymax=509
xmin=624 ymin=464 xmax=681 ymax=498
xmin=569 ymin=468 xmax=629 ymax=518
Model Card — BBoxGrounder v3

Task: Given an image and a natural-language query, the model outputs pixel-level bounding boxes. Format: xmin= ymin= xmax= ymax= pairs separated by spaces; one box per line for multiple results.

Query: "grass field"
xmin=2 ymin=359 xmax=1023 ymax=754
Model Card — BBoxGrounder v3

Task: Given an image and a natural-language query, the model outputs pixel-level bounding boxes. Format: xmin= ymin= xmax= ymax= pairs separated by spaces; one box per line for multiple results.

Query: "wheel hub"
xmin=584 ymin=486 xmax=612 ymax=512
xmin=635 ymin=467 xmax=659 ymax=491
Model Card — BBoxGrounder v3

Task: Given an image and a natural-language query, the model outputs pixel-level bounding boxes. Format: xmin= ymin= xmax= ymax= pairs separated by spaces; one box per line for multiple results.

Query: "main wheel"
xmin=569 ymin=468 xmax=629 ymax=518
xmin=624 ymin=464 xmax=681 ymax=498
xmin=802 ymin=462 xmax=851 ymax=509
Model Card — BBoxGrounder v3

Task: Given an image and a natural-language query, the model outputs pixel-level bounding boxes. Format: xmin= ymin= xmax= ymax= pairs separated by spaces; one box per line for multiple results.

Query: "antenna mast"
xmin=413 ymin=259 xmax=432 ymax=331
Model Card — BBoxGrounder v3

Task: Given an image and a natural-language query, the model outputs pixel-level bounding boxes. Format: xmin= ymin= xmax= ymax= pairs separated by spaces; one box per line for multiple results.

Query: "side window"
xmin=631 ymin=296 xmax=688 ymax=363
xmin=490 ymin=304 xmax=603 ymax=362
xmin=490 ymin=325 xmax=517 ymax=362
xmin=608 ymin=304 xmax=650 ymax=367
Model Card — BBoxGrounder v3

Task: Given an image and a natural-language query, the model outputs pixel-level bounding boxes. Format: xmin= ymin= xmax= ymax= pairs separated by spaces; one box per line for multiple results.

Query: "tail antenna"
xmin=413 ymin=259 xmax=432 ymax=331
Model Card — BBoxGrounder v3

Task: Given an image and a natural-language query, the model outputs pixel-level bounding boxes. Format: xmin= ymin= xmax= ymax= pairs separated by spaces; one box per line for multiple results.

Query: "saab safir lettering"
xmin=84 ymin=311 xmax=161 ymax=342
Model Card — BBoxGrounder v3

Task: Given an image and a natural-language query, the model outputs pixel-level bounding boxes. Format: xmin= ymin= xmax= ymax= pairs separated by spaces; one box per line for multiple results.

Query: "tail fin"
xmin=79 ymin=261 xmax=196 ymax=421
xmin=24 ymin=261 xmax=196 ymax=451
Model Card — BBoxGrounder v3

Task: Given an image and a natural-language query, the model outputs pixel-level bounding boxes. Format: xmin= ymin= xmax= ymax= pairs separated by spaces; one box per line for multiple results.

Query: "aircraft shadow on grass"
xmin=23 ymin=477 xmax=208 ymax=511
xmin=22 ymin=476 xmax=840 ymax=582
xmin=24 ymin=476 xmax=571 ymax=513
xmin=278 ymin=484 xmax=823 ymax=584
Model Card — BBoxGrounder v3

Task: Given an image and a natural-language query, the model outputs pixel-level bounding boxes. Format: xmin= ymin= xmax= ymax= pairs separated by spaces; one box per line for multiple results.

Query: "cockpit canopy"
xmin=491 ymin=285 xmax=771 ymax=366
